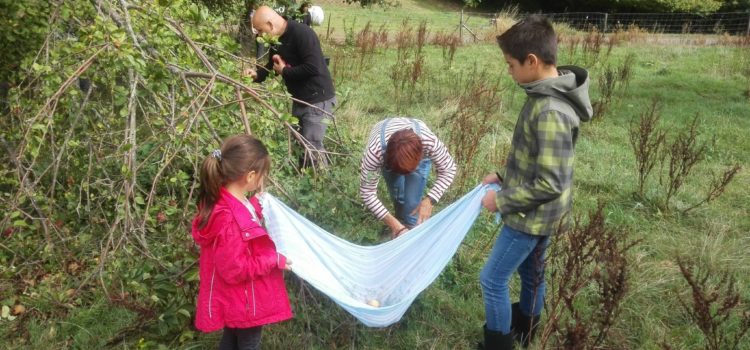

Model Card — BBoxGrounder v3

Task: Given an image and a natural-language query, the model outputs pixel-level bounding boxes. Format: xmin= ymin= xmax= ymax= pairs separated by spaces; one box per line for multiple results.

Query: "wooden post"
xmin=746 ymin=13 xmax=750 ymax=36
xmin=460 ymin=9 xmax=464 ymax=42
xmin=326 ymin=13 xmax=332 ymax=41
xmin=603 ymin=13 xmax=609 ymax=33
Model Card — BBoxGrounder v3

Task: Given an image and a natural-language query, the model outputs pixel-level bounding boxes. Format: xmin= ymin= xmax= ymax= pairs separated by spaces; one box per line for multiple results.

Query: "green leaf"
xmin=31 ymin=123 xmax=47 ymax=131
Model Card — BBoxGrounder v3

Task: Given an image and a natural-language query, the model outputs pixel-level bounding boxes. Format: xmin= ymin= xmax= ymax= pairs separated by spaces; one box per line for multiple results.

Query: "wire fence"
xmin=544 ymin=12 xmax=750 ymax=35
xmin=456 ymin=11 xmax=750 ymax=43
xmin=316 ymin=7 xmax=750 ymax=44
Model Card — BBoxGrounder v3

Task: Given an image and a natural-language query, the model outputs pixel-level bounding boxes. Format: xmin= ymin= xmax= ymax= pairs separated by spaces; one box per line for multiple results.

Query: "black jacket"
xmin=254 ymin=20 xmax=335 ymax=104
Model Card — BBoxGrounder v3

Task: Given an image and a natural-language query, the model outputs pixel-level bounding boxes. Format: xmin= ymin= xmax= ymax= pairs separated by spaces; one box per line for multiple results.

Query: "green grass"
xmin=5 ymin=300 xmax=138 ymax=349
xmin=315 ymin=0 xmax=508 ymax=41
xmin=286 ymin=4 xmax=750 ymax=348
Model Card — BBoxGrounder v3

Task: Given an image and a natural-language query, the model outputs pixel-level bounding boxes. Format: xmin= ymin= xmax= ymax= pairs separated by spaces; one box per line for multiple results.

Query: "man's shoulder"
xmin=287 ymin=19 xmax=314 ymax=35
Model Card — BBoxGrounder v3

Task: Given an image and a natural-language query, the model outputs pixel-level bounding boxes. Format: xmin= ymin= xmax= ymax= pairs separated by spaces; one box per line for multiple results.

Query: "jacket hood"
xmin=520 ymin=65 xmax=593 ymax=122
xmin=191 ymin=188 xmax=266 ymax=246
xmin=191 ymin=206 xmax=227 ymax=246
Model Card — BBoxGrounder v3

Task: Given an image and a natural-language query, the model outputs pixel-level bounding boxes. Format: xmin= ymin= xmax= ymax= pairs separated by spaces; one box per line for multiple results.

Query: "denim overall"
xmin=380 ymin=118 xmax=432 ymax=228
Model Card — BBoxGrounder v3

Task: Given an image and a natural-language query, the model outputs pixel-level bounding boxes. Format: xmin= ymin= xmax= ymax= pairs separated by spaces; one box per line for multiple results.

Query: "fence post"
xmin=603 ymin=13 xmax=609 ymax=32
xmin=746 ymin=12 xmax=750 ymax=36
xmin=460 ymin=9 xmax=464 ymax=42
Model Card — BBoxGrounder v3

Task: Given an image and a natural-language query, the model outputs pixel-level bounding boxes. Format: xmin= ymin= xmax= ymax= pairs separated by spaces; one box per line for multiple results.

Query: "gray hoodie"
xmin=522 ymin=65 xmax=594 ymax=123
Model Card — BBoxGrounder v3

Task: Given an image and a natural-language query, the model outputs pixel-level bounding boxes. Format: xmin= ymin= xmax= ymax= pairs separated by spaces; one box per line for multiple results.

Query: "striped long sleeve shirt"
xmin=359 ymin=118 xmax=457 ymax=220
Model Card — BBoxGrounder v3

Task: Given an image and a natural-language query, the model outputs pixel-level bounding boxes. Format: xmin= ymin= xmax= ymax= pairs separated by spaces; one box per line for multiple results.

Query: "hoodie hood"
xmin=520 ymin=65 xmax=593 ymax=122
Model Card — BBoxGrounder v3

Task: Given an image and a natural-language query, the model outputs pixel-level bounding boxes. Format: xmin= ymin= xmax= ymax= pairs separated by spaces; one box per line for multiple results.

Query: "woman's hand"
xmin=411 ymin=197 xmax=434 ymax=225
xmin=383 ymin=214 xmax=407 ymax=239
xmin=393 ymin=227 xmax=408 ymax=238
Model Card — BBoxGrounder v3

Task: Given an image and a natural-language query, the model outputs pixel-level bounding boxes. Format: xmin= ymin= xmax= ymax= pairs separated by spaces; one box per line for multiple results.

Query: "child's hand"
xmin=284 ymin=259 xmax=293 ymax=271
xmin=481 ymin=190 xmax=498 ymax=212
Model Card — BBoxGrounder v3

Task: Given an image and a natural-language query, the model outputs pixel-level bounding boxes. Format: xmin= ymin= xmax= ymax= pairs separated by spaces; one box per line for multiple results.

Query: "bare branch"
xmin=236 ymin=87 xmax=252 ymax=135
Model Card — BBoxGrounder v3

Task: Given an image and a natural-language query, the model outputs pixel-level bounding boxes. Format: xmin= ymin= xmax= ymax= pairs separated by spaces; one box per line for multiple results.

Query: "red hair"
xmin=385 ymin=129 xmax=423 ymax=174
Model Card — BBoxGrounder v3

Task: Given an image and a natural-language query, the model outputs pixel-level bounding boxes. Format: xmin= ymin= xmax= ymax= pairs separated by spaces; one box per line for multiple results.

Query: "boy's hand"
xmin=481 ymin=190 xmax=498 ymax=212
xmin=411 ymin=198 xmax=433 ymax=225
xmin=482 ymin=173 xmax=502 ymax=184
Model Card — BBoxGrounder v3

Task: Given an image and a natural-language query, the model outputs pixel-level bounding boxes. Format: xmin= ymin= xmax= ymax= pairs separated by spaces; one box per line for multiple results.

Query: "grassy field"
xmin=277 ymin=2 xmax=750 ymax=348
xmin=2 ymin=0 xmax=749 ymax=349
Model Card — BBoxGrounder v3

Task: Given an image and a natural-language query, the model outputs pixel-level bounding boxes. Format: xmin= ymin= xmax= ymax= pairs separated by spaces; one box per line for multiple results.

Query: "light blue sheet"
xmin=262 ymin=184 xmax=498 ymax=327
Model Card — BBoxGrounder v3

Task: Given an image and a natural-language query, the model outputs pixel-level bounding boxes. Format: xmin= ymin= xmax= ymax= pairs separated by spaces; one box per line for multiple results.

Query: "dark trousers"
xmin=292 ymin=97 xmax=336 ymax=167
xmin=218 ymin=326 xmax=262 ymax=350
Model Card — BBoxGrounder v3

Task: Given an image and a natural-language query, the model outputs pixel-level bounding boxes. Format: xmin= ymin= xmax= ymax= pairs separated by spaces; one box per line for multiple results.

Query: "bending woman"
xmin=359 ymin=117 xmax=456 ymax=238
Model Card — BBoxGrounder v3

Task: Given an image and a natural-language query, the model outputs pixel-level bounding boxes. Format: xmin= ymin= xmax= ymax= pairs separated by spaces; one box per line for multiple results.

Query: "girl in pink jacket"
xmin=191 ymin=135 xmax=292 ymax=350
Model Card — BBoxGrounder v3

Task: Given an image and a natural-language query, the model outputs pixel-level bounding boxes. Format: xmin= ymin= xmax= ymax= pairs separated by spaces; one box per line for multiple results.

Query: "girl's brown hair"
xmin=197 ymin=135 xmax=271 ymax=228
xmin=385 ymin=129 xmax=423 ymax=174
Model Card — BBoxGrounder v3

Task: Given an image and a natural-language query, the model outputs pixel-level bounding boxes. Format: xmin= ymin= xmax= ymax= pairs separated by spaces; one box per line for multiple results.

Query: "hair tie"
xmin=211 ymin=149 xmax=222 ymax=160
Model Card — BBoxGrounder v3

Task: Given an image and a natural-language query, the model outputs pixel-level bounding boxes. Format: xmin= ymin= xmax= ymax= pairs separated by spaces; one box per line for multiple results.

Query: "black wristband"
xmin=495 ymin=172 xmax=504 ymax=183
xmin=428 ymin=196 xmax=437 ymax=205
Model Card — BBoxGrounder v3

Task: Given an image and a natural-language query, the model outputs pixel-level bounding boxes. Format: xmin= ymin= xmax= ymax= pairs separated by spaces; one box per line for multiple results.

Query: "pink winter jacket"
xmin=191 ymin=188 xmax=292 ymax=332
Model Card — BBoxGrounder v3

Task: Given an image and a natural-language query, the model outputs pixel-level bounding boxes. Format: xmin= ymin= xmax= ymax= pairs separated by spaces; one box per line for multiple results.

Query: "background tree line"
xmin=471 ymin=0 xmax=750 ymax=13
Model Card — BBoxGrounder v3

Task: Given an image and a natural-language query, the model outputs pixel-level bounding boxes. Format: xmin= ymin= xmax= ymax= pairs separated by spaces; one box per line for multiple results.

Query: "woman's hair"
xmin=197 ymin=135 xmax=271 ymax=228
xmin=385 ymin=129 xmax=423 ymax=175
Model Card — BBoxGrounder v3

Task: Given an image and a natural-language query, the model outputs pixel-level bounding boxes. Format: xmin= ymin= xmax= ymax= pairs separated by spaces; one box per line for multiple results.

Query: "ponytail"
xmin=197 ymin=154 xmax=223 ymax=229
xmin=196 ymin=135 xmax=271 ymax=229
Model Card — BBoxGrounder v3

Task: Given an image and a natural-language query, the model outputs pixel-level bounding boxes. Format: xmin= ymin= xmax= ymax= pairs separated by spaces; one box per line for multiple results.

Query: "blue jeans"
xmin=480 ymin=225 xmax=550 ymax=334
xmin=382 ymin=158 xmax=432 ymax=228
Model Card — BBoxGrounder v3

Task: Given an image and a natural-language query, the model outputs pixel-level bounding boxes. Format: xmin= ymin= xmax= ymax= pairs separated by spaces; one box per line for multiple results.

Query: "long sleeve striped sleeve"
xmin=422 ymin=128 xmax=456 ymax=203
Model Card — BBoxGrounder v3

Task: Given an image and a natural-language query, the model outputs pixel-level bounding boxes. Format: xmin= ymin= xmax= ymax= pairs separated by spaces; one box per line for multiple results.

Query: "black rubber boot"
xmin=477 ymin=324 xmax=515 ymax=350
xmin=511 ymin=303 xmax=541 ymax=348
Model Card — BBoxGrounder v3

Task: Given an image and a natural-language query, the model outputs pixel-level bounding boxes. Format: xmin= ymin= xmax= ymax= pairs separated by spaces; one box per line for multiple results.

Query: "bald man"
xmin=246 ymin=6 xmax=335 ymax=167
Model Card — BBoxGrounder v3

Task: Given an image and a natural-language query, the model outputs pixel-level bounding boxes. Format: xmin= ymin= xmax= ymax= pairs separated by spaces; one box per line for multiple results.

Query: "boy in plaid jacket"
xmin=478 ymin=15 xmax=593 ymax=349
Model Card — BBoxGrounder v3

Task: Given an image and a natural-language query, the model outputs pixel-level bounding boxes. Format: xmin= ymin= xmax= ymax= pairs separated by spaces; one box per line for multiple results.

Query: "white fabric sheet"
xmin=262 ymin=184 xmax=495 ymax=327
